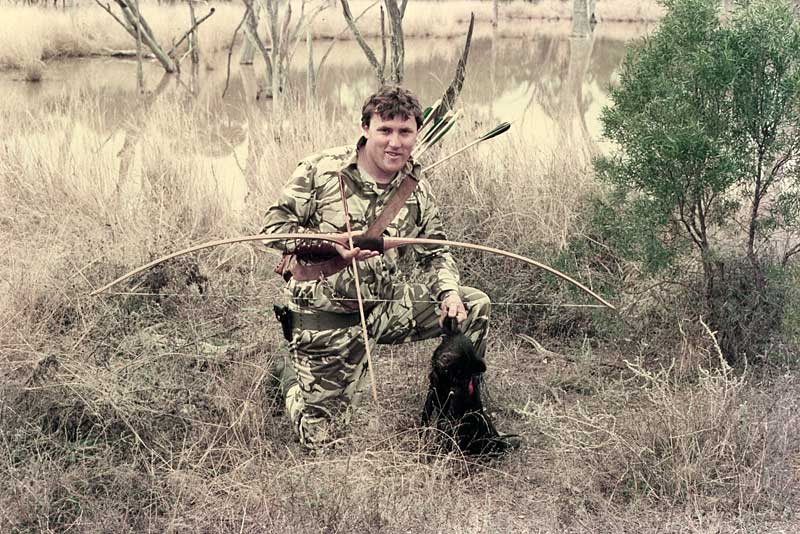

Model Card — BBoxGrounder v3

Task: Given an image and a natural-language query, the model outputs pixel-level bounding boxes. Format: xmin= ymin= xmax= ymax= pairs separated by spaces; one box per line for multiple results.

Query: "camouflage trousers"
xmin=284 ymin=284 xmax=491 ymax=448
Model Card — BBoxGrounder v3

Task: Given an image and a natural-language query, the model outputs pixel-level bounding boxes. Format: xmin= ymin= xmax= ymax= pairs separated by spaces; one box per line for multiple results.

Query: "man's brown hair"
xmin=361 ymin=85 xmax=423 ymax=129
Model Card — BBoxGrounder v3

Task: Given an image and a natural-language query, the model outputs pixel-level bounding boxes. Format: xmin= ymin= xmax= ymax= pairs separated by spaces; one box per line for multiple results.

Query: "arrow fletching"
xmin=424 ymin=109 xmax=463 ymax=148
xmin=421 ymin=120 xmax=513 ymax=174
xmin=413 ymin=109 xmax=463 ymax=159
xmin=479 ymin=121 xmax=511 ymax=142
xmin=420 ymin=99 xmax=442 ymax=132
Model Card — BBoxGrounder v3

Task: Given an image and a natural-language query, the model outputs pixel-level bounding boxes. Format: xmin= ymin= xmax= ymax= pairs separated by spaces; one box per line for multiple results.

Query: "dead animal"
xmin=421 ymin=317 xmax=520 ymax=456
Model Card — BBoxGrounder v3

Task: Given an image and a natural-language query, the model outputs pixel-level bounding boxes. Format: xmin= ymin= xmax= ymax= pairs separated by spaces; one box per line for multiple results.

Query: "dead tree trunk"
xmin=340 ymin=0 xmax=407 ymax=83
xmin=96 ymin=0 xmax=215 ymax=73
xmin=340 ymin=0 xmax=385 ymax=83
xmin=571 ymin=0 xmax=596 ymax=38
xmin=239 ymin=0 xmax=324 ymax=111
xmin=188 ymin=1 xmax=199 ymax=66
xmin=97 ymin=0 xmax=177 ymax=71
xmin=383 ymin=0 xmax=404 ymax=83
xmin=424 ymin=14 xmax=474 ymax=124
xmin=240 ymin=1 xmax=261 ymax=65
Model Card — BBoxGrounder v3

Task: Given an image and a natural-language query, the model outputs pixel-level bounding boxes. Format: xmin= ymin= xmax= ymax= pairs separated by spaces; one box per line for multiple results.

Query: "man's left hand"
xmin=439 ymin=290 xmax=467 ymax=326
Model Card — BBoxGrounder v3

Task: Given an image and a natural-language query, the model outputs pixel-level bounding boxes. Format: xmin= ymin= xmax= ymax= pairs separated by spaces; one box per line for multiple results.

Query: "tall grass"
xmin=1 ymin=70 xmax=798 ymax=532
xmin=524 ymin=330 xmax=799 ymax=514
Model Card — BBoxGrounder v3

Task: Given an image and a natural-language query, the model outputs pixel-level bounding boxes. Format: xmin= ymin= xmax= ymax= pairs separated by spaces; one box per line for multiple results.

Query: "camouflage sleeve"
xmin=261 ymin=160 xmax=318 ymax=254
xmin=412 ymin=181 xmax=461 ymax=299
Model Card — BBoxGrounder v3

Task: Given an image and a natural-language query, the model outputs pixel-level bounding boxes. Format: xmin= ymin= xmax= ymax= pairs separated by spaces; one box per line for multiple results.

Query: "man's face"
xmin=361 ymin=113 xmax=418 ymax=182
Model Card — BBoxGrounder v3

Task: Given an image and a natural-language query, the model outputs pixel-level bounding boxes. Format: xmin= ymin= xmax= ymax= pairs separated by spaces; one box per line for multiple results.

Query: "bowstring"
xmin=101 ymin=291 xmax=607 ymax=308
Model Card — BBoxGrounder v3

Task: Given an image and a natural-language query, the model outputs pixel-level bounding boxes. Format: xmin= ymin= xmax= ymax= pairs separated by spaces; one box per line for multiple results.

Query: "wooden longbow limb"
xmin=384 ymin=237 xmax=616 ymax=311
xmin=90 ymin=233 xmax=616 ymax=311
xmin=90 ymin=233 xmax=348 ymax=296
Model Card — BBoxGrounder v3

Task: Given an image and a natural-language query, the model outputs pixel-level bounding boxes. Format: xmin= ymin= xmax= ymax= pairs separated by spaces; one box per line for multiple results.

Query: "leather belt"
xmin=289 ymin=308 xmax=362 ymax=332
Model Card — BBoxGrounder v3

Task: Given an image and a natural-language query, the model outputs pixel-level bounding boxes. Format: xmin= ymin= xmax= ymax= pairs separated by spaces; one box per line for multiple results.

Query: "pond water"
xmin=2 ymin=23 xmax=652 ymax=204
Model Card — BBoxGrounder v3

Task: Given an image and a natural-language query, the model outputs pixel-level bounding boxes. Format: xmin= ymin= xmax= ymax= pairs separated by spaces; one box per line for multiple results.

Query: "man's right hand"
xmin=335 ymin=242 xmax=381 ymax=262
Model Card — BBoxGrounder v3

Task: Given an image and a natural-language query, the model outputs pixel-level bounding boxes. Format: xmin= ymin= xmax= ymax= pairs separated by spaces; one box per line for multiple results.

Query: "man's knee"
xmin=467 ymin=288 xmax=490 ymax=313
xmin=460 ymin=286 xmax=491 ymax=320
xmin=285 ymin=383 xmax=343 ymax=448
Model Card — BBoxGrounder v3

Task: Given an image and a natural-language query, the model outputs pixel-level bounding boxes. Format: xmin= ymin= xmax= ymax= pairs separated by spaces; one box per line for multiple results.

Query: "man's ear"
xmin=361 ymin=122 xmax=370 ymax=137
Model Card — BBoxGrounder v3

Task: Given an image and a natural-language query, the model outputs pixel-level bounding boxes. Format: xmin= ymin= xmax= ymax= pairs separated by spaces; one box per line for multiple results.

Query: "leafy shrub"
xmin=596 ymin=0 xmax=800 ymax=363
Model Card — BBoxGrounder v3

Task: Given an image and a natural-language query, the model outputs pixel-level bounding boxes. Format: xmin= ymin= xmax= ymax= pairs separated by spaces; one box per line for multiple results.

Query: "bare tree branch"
xmin=340 ymin=0 xmax=384 ymax=83
xmin=134 ymin=0 xmax=143 ymax=93
xmin=379 ymin=5 xmax=386 ymax=78
xmin=317 ymin=0 xmax=380 ymax=78
xmin=278 ymin=2 xmax=292 ymax=92
xmin=425 ymin=13 xmax=475 ymax=125
xmin=290 ymin=0 xmax=307 ymax=46
xmin=289 ymin=3 xmax=326 ymax=73
xmin=782 ymin=240 xmax=800 ymax=266
xmin=223 ymin=7 xmax=248 ymax=98
xmin=94 ymin=1 xmax=134 ymax=38
xmin=240 ymin=0 xmax=275 ymax=96
xmin=167 ymin=7 xmax=215 ymax=58
xmin=106 ymin=0 xmax=176 ymax=72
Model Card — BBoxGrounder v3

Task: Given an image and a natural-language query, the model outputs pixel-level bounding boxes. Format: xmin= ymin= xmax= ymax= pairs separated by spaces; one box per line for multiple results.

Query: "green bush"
xmin=596 ymin=0 xmax=800 ymax=363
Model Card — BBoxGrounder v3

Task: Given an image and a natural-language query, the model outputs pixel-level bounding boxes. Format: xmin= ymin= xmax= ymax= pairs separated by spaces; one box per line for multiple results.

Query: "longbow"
xmin=90 ymin=233 xmax=616 ymax=311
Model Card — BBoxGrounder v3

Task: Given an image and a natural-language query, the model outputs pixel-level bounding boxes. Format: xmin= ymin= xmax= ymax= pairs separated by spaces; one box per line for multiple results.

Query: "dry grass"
xmin=523 ymin=328 xmax=799 ymax=513
xmin=1 ymin=61 xmax=798 ymax=533
xmin=0 ymin=1 xmax=665 ymax=70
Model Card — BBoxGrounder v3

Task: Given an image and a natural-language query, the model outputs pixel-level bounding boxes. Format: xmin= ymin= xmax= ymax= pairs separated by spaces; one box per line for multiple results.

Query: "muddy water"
xmin=2 ymin=26 xmax=650 ymax=203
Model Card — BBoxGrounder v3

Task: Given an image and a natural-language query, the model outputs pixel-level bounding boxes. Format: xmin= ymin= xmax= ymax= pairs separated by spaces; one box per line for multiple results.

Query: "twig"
xmin=316 ymin=0 xmax=380 ymax=77
xmin=518 ymin=333 xmax=627 ymax=370
xmin=134 ymin=0 xmax=143 ymax=92
xmin=699 ymin=316 xmax=728 ymax=369
xmin=94 ymin=1 xmax=133 ymax=37
xmin=222 ymin=8 xmax=248 ymax=99
xmin=167 ymin=7 xmax=216 ymax=57
xmin=379 ymin=5 xmax=386 ymax=78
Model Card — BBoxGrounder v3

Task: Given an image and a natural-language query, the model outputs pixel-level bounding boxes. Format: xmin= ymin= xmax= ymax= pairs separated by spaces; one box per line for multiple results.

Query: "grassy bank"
xmin=0 ymin=0 xmax=664 ymax=71
xmin=1 ymin=74 xmax=798 ymax=532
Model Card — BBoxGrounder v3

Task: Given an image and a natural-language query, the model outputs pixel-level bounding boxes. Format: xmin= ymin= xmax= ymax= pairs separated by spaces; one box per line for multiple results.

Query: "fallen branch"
xmin=518 ymin=334 xmax=627 ymax=370
xmin=98 ymin=48 xmax=156 ymax=58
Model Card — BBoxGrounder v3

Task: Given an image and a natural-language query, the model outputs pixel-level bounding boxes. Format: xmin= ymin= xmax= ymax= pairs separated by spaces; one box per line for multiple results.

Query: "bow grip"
xmin=351 ymin=235 xmax=384 ymax=254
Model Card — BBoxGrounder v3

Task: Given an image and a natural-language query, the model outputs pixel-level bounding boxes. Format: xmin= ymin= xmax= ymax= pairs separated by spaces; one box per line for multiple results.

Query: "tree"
xmin=340 ymin=0 xmax=406 ymax=84
xmin=95 ymin=0 xmax=215 ymax=74
xmin=572 ymin=0 xmax=597 ymax=37
xmin=596 ymin=0 xmax=800 ymax=361
xmin=238 ymin=0 xmax=325 ymax=108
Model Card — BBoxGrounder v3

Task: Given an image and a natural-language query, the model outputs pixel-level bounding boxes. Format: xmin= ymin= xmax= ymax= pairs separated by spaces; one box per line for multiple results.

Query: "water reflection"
xmin=2 ymin=26 xmax=643 ymax=200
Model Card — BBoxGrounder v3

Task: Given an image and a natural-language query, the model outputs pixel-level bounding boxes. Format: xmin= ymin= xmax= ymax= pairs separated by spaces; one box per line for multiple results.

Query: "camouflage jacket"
xmin=262 ymin=137 xmax=460 ymax=313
